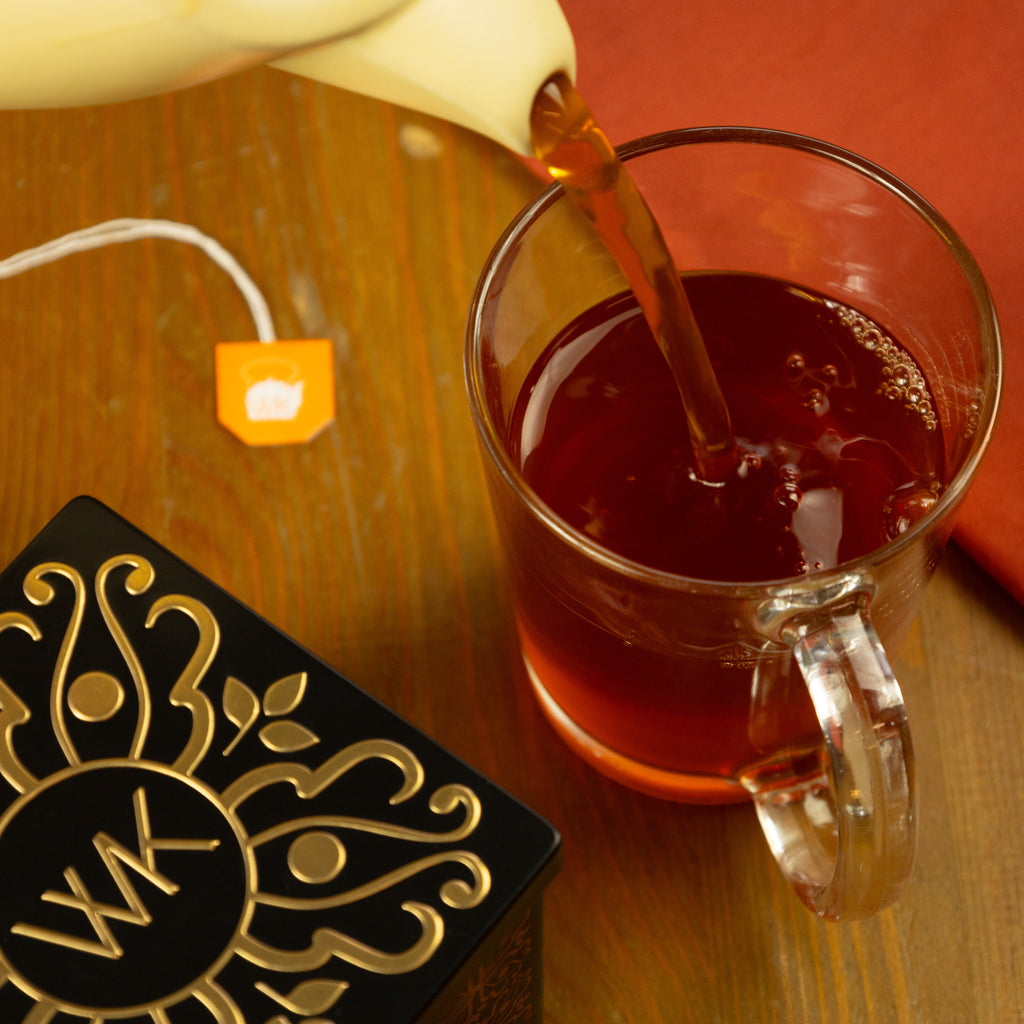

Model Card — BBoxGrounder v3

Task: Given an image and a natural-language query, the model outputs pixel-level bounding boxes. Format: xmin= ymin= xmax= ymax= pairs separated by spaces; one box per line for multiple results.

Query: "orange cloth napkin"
xmin=556 ymin=0 xmax=1024 ymax=600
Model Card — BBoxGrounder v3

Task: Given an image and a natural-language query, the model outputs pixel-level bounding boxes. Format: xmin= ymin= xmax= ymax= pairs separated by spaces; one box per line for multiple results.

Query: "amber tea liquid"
xmin=508 ymin=272 xmax=944 ymax=789
xmin=512 ymin=274 xmax=943 ymax=581
xmin=530 ymin=73 xmax=737 ymax=480
xmin=514 ymin=78 xmax=947 ymax=796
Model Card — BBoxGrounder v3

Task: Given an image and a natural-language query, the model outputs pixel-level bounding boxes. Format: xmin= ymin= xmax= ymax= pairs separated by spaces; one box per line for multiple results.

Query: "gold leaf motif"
xmin=224 ymin=676 xmax=260 ymax=729
xmin=259 ymin=720 xmax=320 ymax=753
xmin=256 ymin=978 xmax=348 ymax=1015
xmin=222 ymin=675 xmax=261 ymax=756
xmin=263 ymin=672 xmax=307 ymax=717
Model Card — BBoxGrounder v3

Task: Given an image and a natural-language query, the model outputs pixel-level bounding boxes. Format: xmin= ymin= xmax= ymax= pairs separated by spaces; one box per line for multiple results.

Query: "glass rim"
xmin=465 ymin=126 xmax=1003 ymax=596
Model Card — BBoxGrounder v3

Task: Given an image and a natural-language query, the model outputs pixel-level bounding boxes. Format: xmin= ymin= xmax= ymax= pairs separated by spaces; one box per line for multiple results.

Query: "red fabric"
xmin=555 ymin=0 xmax=1024 ymax=600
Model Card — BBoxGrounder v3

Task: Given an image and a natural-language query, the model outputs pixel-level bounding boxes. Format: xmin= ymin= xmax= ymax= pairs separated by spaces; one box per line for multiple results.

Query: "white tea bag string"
xmin=0 ymin=218 xmax=277 ymax=342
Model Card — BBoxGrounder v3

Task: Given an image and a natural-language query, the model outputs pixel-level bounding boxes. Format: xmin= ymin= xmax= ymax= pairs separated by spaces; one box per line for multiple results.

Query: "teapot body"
xmin=0 ymin=0 xmax=575 ymax=153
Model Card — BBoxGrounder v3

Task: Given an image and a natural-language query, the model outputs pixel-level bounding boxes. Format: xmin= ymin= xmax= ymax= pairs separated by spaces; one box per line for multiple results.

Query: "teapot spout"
xmin=271 ymin=0 xmax=576 ymax=155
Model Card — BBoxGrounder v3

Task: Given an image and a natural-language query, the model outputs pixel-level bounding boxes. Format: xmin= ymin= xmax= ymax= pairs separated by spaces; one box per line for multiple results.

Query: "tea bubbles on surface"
xmin=511 ymin=273 xmax=946 ymax=583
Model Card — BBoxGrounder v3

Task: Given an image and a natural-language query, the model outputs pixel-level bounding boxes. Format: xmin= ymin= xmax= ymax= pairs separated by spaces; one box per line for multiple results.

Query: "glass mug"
xmin=465 ymin=128 xmax=1001 ymax=921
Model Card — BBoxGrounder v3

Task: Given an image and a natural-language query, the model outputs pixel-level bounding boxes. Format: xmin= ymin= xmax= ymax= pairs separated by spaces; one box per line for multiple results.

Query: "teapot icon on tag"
xmin=215 ymin=340 xmax=335 ymax=446
xmin=241 ymin=356 xmax=305 ymax=423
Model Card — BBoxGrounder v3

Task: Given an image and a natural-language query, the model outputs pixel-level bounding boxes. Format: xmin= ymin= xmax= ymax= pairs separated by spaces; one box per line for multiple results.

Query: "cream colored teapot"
xmin=0 ymin=0 xmax=576 ymax=153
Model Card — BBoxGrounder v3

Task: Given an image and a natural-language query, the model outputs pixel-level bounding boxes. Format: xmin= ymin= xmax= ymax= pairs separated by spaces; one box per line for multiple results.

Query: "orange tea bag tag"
xmin=0 ymin=217 xmax=328 ymax=444
xmin=215 ymin=339 xmax=335 ymax=446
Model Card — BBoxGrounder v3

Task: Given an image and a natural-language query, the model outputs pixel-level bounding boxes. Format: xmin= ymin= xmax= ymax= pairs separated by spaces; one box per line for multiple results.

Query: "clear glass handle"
xmin=745 ymin=610 xmax=916 ymax=921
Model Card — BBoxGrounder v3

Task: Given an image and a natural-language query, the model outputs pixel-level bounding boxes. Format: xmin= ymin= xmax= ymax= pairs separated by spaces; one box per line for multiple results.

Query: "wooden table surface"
xmin=0 ymin=68 xmax=1021 ymax=1024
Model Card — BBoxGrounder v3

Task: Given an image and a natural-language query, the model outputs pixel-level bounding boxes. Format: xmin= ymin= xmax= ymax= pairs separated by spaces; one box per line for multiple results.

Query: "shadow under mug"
xmin=465 ymin=128 xmax=1001 ymax=920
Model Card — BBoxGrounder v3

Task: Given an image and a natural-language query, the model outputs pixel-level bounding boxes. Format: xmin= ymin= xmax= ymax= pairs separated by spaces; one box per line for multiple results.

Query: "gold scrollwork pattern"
xmin=0 ymin=555 xmax=491 ymax=1023
xmin=25 ymin=562 xmax=88 ymax=768
xmin=96 ymin=555 xmax=155 ymax=760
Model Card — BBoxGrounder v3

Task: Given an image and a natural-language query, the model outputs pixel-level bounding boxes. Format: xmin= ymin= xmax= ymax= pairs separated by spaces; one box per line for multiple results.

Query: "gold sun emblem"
xmin=0 ymin=527 xmax=494 ymax=1023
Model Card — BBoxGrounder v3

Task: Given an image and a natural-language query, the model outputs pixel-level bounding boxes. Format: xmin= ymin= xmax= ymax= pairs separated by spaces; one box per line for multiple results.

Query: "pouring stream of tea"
xmin=529 ymin=73 xmax=738 ymax=482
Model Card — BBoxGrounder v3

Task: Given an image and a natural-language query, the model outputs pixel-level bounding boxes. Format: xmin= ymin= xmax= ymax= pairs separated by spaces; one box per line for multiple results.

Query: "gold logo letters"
xmin=11 ymin=786 xmax=219 ymax=958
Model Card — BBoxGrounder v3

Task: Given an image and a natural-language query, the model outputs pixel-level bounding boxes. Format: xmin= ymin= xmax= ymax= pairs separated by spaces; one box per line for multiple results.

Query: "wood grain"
xmin=0 ymin=67 xmax=1020 ymax=1023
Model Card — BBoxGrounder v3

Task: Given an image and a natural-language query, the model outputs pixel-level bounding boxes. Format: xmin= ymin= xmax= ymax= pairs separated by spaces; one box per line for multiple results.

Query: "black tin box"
xmin=0 ymin=497 xmax=560 ymax=1023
